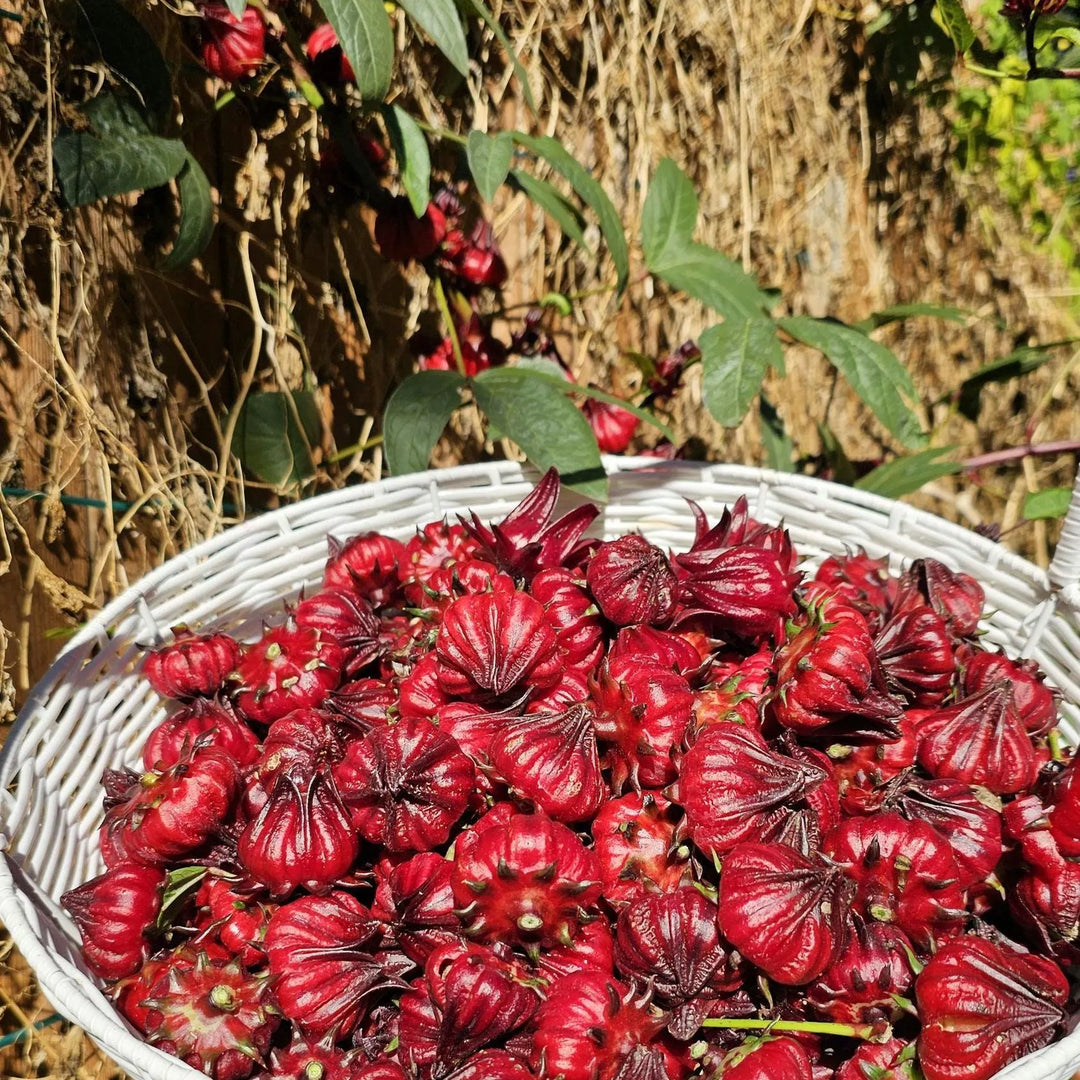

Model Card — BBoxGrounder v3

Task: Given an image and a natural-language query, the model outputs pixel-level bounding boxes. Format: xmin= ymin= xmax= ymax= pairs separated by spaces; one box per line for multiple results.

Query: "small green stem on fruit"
xmin=433 ymin=277 xmax=467 ymax=377
xmin=701 ymin=1018 xmax=885 ymax=1042
xmin=214 ymin=90 xmax=237 ymax=112
xmin=296 ymin=79 xmax=325 ymax=110
xmin=961 ymin=61 xmax=1012 ymax=80
xmin=1050 ymin=728 xmax=1065 ymax=763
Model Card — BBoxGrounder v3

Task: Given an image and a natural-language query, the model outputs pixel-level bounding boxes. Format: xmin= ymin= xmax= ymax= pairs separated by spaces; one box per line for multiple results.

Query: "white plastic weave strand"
xmin=1 ymin=457 xmax=1079 ymax=1080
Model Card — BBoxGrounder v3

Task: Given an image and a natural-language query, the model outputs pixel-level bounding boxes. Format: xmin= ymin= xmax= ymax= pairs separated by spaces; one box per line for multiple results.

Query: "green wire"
xmin=0 ymin=1013 xmax=63 ymax=1049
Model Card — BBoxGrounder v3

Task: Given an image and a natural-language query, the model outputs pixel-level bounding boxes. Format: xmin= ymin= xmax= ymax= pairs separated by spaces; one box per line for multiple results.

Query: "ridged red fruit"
xmin=196 ymin=876 xmax=274 ymax=968
xmin=585 ymin=535 xmax=678 ymax=627
xmin=334 ymin=715 xmax=475 ymax=852
xmin=962 ymin=649 xmax=1056 ymax=735
xmin=144 ymin=630 xmax=241 ymax=700
xmin=199 ymin=3 xmax=265 ymax=83
xmin=916 ymin=936 xmax=1067 ymax=1080
xmin=142 ymin=699 xmax=259 ymax=771
xmin=374 ymin=198 xmax=447 ymax=263
xmin=674 ymin=726 xmax=828 ymax=857
xmin=873 ymin=605 xmax=955 ymax=706
xmin=717 ymin=1038 xmax=813 ymax=1080
xmin=266 ymin=892 xmax=411 ymax=1038
xmin=813 ymin=552 xmax=895 ymax=630
xmin=894 ymin=559 xmax=984 ymax=639
xmin=323 ymin=533 xmax=405 ymax=606
xmin=293 ymin=590 xmax=380 ymax=676
xmin=530 ymin=568 xmax=605 ymax=670
xmin=61 ymin=863 xmax=165 ymax=980
xmin=452 ymin=810 xmax=601 ymax=950
xmin=718 ymin=842 xmax=852 ymax=985
xmin=372 ymin=852 xmax=461 ymax=964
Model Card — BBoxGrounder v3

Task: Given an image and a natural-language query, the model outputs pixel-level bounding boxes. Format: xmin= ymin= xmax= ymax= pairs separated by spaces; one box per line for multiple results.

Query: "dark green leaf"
xmin=779 ymin=316 xmax=926 ymax=449
xmin=1036 ymin=26 xmax=1080 ymax=51
xmin=155 ymin=865 xmax=208 ymax=932
xmin=159 ymin=153 xmax=215 ymax=270
xmin=956 ymin=343 xmax=1064 ymax=422
xmin=641 ymin=159 xmax=773 ymax=320
xmin=53 ymin=96 xmax=187 ymax=206
xmin=398 ymin=0 xmax=469 ymax=76
xmin=1023 ymin=487 xmax=1073 ymax=521
xmin=320 ymin=0 xmax=394 ymax=102
xmin=641 ymin=157 xmax=698 ymax=267
xmin=509 ymin=359 xmax=675 ymax=441
xmin=936 ymin=0 xmax=975 ymax=54
xmin=509 ymin=169 xmax=588 ymax=247
xmin=235 ymin=390 xmax=323 ymax=488
xmin=225 ymin=0 xmax=247 ymax=14
xmin=76 ymin=0 xmax=172 ymax=130
xmin=383 ymin=370 xmax=466 ymax=475
xmin=855 ymin=447 xmax=961 ymax=498
xmin=457 ymin=0 xmax=536 ymax=113
xmin=818 ymin=421 xmax=857 ymax=487
xmin=384 ymin=106 xmax=431 ymax=216
xmin=699 ymin=318 xmax=784 ymax=428
xmin=513 ymin=133 xmax=629 ymax=295
xmin=467 ymin=130 xmax=514 ymax=203
xmin=473 ymin=368 xmax=606 ymax=500
xmin=760 ymin=395 xmax=795 ymax=473
xmin=853 ymin=303 xmax=969 ymax=334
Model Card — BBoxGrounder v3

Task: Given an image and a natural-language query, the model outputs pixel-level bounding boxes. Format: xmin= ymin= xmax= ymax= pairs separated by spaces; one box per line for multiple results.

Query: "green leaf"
xmin=53 ymin=96 xmax=187 ymax=207
xmin=640 ymin=158 xmax=698 ymax=267
xmin=159 ymin=153 xmax=215 ymax=270
xmin=641 ymin=159 xmax=774 ymax=320
xmin=384 ymin=105 xmax=431 ymax=216
xmin=457 ymin=0 xmax=536 ymax=113
xmin=1034 ymin=25 xmax=1080 ymax=51
xmin=508 ymin=169 xmax=588 ymax=247
xmin=235 ymin=390 xmax=323 ymax=488
xmin=855 ymin=447 xmax=961 ymax=498
xmin=779 ymin=316 xmax=927 ymax=449
xmin=76 ymin=0 xmax=172 ymax=130
xmin=935 ymin=0 xmax=975 ymax=54
xmin=467 ymin=130 xmax=514 ymax=203
xmin=540 ymin=291 xmax=572 ymax=316
xmin=398 ymin=0 xmax=469 ymax=76
xmin=508 ymin=360 xmax=675 ymax=441
xmin=225 ymin=0 xmax=247 ymax=14
xmin=155 ymin=865 xmax=208 ymax=932
xmin=760 ymin=395 xmax=795 ymax=473
xmin=1023 ymin=487 xmax=1073 ymax=521
xmin=383 ymin=370 xmax=466 ymax=475
xmin=320 ymin=0 xmax=394 ymax=102
xmin=513 ymin=133 xmax=630 ymax=295
xmin=956 ymin=342 xmax=1064 ymax=422
xmin=699 ymin=318 xmax=784 ymax=428
xmin=853 ymin=303 xmax=969 ymax=334
xmin=473 ymin=368 xmax=606 ymax=500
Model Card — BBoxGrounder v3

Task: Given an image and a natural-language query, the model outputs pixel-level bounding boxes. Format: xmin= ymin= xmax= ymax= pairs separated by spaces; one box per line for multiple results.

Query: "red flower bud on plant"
xmin=305 ymin=23 xmax=355 ymax=83
xmin=449 ymin=220 xmax=508 ymax=289
xmin=199 ymin=3 xmax=265 ymax=83
xmin=144 ymin=629 xmax=241 ymax=701
xmin=586 ymin=535 xmax=678 ymax=627
xmin=717 ymin=842 xmax=853 ymax=985
xmin=375 ymin=197 xmax=447 ymax=263
xmin=582 ymin=396 xmax=638 ymax=454
xmin=61 ymin=863 xmax=165 ymax=980
xmin=915 ymin=936 xmax=1067 ymax=1080
xmin=1001 ymin=0 xmax=1068 ymax=17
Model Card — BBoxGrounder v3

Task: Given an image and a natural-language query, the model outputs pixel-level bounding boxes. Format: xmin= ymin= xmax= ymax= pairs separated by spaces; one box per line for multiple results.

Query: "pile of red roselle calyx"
xmin=62 ymin=471 xmax=1080 ymax=1080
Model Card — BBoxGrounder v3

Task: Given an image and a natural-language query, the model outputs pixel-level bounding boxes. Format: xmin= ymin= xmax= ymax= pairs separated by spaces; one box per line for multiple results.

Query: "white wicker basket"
xmin=3 ymin=456 xmax=1080 ymax=1080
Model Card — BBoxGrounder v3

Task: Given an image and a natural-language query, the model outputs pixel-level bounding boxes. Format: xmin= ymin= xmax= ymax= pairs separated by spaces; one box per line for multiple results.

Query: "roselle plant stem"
xmin=433 ymin=277 xmax=467 ymax=376
xmin=962 ymin=439 xmax=1080 ymax=471
xmin=701 ymin=1018 xmax=884 ymax=1041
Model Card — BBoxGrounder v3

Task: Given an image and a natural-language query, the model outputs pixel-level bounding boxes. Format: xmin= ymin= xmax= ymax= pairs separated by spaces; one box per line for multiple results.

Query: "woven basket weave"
xmin=3 ymin=456 xmax=1080 ymax=1080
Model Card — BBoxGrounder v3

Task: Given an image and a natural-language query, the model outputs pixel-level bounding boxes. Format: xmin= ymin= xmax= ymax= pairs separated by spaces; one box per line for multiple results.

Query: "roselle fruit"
xmin=372 ymin=852 xmax=461 ymax=965
xmin=894 ymin=559 xmax=983 ymax=639
xmin=489 ymin=703 xmax=605 ymax=823
xmin=323 ymin=533 xmax=405 ymax=606
xmin=916 ymin=936 xmax=1068 ymax=1080
xmin=824 ymin=812 xmax=965 ymax=949
xmin=292 ymin=590 xmax=381 ymax=676
xmin=437 ymin=588 xmax=560 ymax=699
xmin=674 ymin=726 xmax=828 ymax=857
xmin=834 ymin=1040 xmax=917 ymax=1080
xmin=442 ymin=1050 xmax=537 ymax=1080
xmin=586 ymin=535 xmax=678 ymax=627
xmin=142 ymin=699 xmax=259 ymax=772
xmin=199 ymin=2 xmax=265 ymax=83
xmin=529 ymin=568 xmax=605 ymax=671
xmin=266 ymin=892 xmax=411 ymax=1038
xmin=334 ymin=715 xmax=475 ymax=852
xmin=915 ymin=682 xmax=1036 ymax=795
xmin=962 ymin=648 xmax=1057 ymax=735
xmin=61 ymin=863 xmax=165 ymax=979
xmin=813 ymin=552 xmax=895 ymax=630
xmin=873 ymin=605 xmax=955 ymax=706
xmin=144 ymin=629 xmax=241 ymax=700
xmin=717 ymin=842 xmax=852 ymax=985
xmin=452 ymin=809 xmax=601 ymax=951
xmin=195 ymin=876 xmax=274 ymax=968
xmin=1048 ymin=754 xmax=1080 ymax=857
xmin=262 ymin=1034 xmax=365 ymax=1080
xmin=538 ymin=918 xmax=615 ymax=988
xmin=614 ymin=887 xmax=740 ymax=1038
xmin=715 ymin=1038 xmax=813 ymax=1080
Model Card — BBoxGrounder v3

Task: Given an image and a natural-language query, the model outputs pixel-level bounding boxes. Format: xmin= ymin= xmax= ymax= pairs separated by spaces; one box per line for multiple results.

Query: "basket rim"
xmin=1 ymin=456 xmax=1075 ymax=1080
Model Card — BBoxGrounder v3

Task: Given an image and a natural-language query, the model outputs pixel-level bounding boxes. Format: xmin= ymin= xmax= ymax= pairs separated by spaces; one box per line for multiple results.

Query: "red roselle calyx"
xmin=717 ymin=842 xmax=853 ymax=985
xmin=894 ymin=559 xmax=984 ymax=639
xmin=199 ymin=3 xmax=265 ymax=83
xmin=916 ymin=936 xmax=1067 ymax=1080
xmin=586 ymin=535 xmax=678 ymax=627
xmin=144 ymin=629 xmax=241 ymax=701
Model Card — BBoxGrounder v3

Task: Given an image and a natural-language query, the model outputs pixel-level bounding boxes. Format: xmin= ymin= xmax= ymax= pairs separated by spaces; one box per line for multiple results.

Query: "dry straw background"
xmin=1 ymin=0 xmax=1080 ymax=1073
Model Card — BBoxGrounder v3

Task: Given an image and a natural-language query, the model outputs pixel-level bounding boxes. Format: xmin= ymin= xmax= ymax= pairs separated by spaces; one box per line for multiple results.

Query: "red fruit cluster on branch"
xmin=65 ymin=475 xmax=1076 ymax=1080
